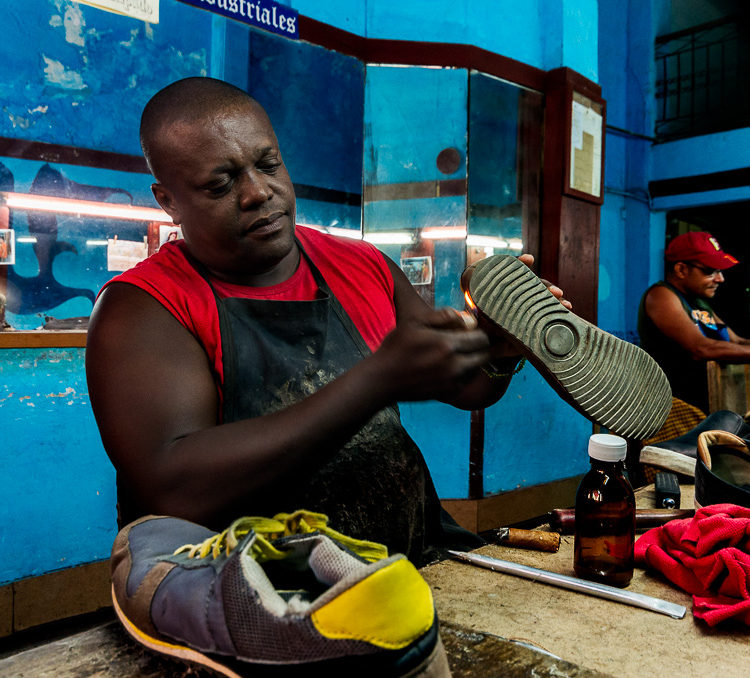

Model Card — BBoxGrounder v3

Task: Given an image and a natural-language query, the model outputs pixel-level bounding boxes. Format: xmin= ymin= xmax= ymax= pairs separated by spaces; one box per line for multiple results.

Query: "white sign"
xmin=77 ymin=0 xmax=159 ymax=24
xmin=570 ymin=97 xmax=603 ymax=198
xmin=107 ymin=238 xmax=148 ymax=271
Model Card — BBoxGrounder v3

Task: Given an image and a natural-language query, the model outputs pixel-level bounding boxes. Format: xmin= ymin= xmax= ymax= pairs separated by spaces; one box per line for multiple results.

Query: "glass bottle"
xmin=573 ymin=433 xmax=635 ymax=588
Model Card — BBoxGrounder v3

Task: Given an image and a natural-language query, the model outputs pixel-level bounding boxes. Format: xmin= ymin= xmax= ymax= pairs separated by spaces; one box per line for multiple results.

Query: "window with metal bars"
xmin=655 ymin=14 xmax=750 ymax=142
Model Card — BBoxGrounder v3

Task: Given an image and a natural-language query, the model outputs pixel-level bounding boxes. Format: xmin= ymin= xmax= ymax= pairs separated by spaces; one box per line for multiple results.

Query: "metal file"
xmin=448 ymin=550 xmax=686 ymax=619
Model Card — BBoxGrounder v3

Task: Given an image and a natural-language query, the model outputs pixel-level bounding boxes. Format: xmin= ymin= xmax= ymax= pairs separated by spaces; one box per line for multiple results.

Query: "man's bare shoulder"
xmin=92 ymin=281 xmax=169 ymax=322
xmin=644 ymin=283 xmax=681 ymax=311
xmin=88 ymin=281 xmax=192 ymax=349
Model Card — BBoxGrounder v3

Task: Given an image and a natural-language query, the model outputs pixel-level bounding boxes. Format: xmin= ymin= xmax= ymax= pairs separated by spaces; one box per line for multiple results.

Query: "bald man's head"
xmin=140 ymin=77 xmax=266 ymax=179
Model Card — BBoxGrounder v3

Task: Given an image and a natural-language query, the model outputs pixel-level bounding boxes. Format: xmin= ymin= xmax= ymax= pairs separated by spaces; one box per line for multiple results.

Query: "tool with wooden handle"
xmin=548 ymin=508 xmax=695 ymax=534
xmin=483 ymin=527 xmax=561 ymax=552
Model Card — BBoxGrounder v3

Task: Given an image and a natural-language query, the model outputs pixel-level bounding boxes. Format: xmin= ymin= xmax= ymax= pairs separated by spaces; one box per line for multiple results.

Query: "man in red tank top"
xmin=87 ymin=76 xmax=572 ymax=678
xmin=86 ymin=78 xmax=551 ymax=555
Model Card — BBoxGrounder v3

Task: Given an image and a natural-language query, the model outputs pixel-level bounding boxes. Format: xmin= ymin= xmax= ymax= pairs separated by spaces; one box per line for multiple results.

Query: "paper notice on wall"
xmin=107 ymin=238 xmax=148 ymax=271
xmin=570 ymin=95 xmax=603 ymax=198
xmin=0 ymin=229 xmax=15 ymax=265
xmin=78 ymin=0 xmax=159 ymax=24
xmin=400 ymin=256 xmax=433 ymax=286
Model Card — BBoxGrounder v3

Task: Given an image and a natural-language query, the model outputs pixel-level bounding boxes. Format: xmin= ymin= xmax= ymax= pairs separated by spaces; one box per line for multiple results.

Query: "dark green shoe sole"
xmin=468 ymin=255 xmax=671 ymax=439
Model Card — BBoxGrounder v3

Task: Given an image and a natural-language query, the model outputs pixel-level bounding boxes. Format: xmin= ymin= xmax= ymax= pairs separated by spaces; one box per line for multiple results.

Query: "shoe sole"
xmin=112 ymin=585 xmax=450 ymax=677
xmin=468 ymin=255 xmax=671 ymax=439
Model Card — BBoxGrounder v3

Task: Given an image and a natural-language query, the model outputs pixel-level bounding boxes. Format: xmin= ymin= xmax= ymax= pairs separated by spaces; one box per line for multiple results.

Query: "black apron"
xmin=210 ymin=241 xmax=482 ymax=565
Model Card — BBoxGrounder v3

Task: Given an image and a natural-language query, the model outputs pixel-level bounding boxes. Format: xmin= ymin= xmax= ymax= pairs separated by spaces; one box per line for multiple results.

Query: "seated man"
xmin=86 ymin=77 xmax=552 ymax=567
xmin=638 ymin=231 xmax=750 ymax=415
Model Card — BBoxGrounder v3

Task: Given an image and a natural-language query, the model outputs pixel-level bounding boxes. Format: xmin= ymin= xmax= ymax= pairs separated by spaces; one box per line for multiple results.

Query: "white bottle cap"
xmin=588 ymin=433 xmax=627 ymax=462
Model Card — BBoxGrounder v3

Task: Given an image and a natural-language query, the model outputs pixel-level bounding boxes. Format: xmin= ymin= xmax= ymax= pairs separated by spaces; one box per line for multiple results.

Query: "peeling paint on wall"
xmin=5 ymin=111 xmax=31 ymax=130
xmin=1 ymin=1 xmax=211 ymax=154
xmin=42 ymin=56 xmax=86 ymax=90
xmin=63 ymin=4 xmax=86 ymax=47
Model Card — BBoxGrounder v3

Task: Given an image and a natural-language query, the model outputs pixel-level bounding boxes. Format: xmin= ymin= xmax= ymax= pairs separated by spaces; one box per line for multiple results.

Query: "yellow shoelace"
xmin=173 ymin=510 xmax=388 ymax=563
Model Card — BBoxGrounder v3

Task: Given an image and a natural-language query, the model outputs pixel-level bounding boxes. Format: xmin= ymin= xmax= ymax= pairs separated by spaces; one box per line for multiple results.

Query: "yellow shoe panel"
xmin=311 ymin=558 xmax=435 ymax=649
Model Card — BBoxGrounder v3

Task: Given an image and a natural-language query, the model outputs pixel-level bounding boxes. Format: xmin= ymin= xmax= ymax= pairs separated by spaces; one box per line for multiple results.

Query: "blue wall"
xmin=0 ymin=0 xmax=603 ymax=585
xmin=291 ymin=0 xmax=598 ymax=76
xmin=597 ymin=0 xmax=657 ymax=342
xmin=651 ymin=128 xmax=750 ymax=182
xmin=0 ymin=349 xmax=116 ymax=584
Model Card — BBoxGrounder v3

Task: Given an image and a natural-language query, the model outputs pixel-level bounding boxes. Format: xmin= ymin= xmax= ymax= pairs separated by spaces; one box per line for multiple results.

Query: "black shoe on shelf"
xmin=695 ymin=430 xmax=750 ymax=509
xmin=640 ymin=410 xmax=750 ymax=477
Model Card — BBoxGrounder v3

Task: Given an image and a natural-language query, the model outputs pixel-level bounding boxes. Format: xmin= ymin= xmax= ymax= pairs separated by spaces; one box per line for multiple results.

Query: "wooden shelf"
xmin=0 ymin=330 xmax=87 ymax=348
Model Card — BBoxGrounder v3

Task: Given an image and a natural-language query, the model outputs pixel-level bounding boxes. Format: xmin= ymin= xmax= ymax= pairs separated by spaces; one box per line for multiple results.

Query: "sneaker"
xmin=110 ymin=511 xmax=450 ymax=677
xmin=463 ymin=255 xmax=671 ymax=439
xmin=640 ymin=410 xmax=750 ymax=476
xmin=695 ymin=431 xmax=750 ymax=509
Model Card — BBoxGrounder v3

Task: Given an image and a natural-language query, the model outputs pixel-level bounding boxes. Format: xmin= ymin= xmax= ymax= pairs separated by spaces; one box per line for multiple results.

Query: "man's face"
xmin=151 ymin=101 xmax=297 ymax=284
xmin=681 ymin=262 xmax=725 ymax=298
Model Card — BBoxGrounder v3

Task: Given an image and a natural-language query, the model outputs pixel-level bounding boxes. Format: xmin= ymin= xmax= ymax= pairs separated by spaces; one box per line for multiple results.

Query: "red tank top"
xmin=104 ymin=226 xmax=396 ymax=389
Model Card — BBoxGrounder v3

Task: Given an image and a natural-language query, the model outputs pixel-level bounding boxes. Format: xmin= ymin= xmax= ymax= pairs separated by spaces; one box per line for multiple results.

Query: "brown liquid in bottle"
xmin=574 ymin=437 xmax=635 ymax=588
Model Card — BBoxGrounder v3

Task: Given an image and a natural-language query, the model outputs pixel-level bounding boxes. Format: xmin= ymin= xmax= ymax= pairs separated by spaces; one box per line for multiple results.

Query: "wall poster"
xmin=400 ymin=255 xmax=433 ymax=286
xmin=569 ymin=92 xmax=603 ymax=200
xmin=0 ymin=229 xmax=15 ymax=265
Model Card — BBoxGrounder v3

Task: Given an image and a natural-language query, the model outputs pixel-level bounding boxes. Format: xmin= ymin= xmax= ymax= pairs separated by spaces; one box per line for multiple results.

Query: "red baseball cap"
xmin=664 ymin=232 xmax=738 ymax=270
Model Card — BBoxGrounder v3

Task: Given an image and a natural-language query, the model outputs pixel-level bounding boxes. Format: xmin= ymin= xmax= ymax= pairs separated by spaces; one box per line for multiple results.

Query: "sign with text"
xmin=177 ymin=0 xmax=298 ymax=39
xmin=78 ymin=0 xmax=159 ymax=23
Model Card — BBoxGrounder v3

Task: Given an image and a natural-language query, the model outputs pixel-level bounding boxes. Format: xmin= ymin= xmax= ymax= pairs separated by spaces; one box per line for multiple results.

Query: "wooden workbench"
xmin=421 ymin=484 xmax=750 ymax=677
xmin=1 ymin=485 xmax=748 ymax=677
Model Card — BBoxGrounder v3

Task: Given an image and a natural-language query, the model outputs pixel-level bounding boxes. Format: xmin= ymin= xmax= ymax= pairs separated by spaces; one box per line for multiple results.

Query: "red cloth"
xmin=634 ymin=503 xmax=750 ymax=625
xmin=102 ymin=226 xmax=396 ymax=393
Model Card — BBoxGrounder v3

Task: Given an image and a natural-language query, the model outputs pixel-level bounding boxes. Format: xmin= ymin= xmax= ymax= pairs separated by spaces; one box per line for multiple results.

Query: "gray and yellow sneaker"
xmin=463 ymin=254 xmax=671 ymax=439
xmin=111 ymin=510 xmax=450 ymax=677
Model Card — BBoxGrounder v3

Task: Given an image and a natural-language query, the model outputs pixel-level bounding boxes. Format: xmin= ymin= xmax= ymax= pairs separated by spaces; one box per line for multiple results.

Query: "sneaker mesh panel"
xmin=221 ymin=551 xmax=374 ymax=664
xmin=306 ymin=536 xmax=370 ymax=587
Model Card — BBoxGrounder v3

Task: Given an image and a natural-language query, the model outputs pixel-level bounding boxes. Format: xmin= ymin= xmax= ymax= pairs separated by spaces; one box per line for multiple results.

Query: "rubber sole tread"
xmin=469 ymin=255 xmax=671 ymax=439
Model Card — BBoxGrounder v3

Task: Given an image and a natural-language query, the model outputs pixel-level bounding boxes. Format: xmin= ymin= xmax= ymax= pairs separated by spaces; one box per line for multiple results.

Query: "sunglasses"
xmin=685 ymin=262 xmax=722 ymax=277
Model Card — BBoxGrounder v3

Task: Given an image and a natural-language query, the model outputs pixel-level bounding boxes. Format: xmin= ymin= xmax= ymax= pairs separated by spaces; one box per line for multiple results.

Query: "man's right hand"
xmin=367 ymin=308 xmax=491 ymax=404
